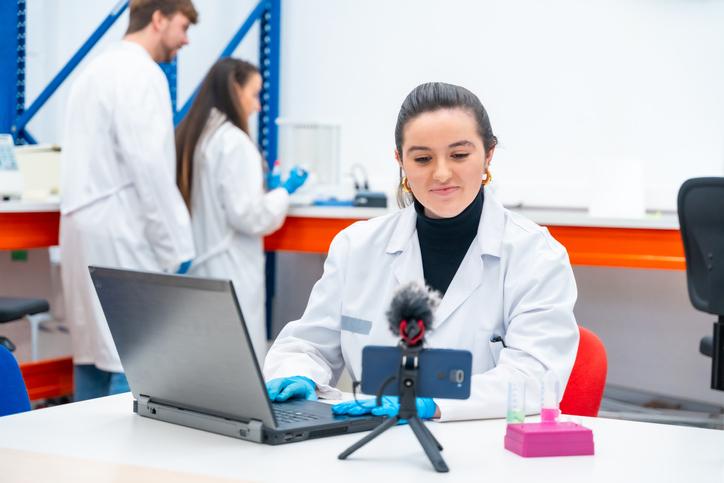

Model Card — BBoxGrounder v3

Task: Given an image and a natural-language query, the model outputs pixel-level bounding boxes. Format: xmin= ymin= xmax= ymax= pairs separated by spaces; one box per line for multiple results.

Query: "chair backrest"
xmin=560 ymin=326 xmax=608 ymax=417
xmin=0 ymin=345 xmax=31 ymax=417
xmin=677 ymin=177 xmax=724 ymax=315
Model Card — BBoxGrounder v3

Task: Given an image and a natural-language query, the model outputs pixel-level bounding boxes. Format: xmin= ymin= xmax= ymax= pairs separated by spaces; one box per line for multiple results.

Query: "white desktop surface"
xmin=0 ymin=200 xmax=59 ymax=213
xmin=288 ymin=205 xmax=679 ymax=230
xmin=0 ymin=393 xmax=721 ymax=482
xmin=0 ymin=200 xmax=678 ymax=230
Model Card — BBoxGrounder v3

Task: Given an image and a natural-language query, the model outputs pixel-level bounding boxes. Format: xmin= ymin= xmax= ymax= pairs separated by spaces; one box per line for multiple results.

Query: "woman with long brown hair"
xmin=175 ymin=57 xmax=307 ymax=362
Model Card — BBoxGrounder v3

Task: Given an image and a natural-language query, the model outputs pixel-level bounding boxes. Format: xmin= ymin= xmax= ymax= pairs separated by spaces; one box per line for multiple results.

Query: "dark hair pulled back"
xmin=394 ymin=82 xmax=498 ymax=207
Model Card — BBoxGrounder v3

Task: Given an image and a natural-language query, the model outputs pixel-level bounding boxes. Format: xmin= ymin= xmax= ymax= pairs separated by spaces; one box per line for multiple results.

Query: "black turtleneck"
xmin=414 ymin=190 xmax=483 ymax=296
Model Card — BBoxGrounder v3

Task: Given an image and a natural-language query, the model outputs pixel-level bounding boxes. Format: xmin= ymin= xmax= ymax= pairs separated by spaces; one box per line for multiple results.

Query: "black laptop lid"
xmin=90 ymin=266 xmax=276 ymax=428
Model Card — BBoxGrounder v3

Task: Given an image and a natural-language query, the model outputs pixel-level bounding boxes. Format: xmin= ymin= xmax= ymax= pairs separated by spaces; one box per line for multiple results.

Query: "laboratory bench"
xmin=0 ymin=392 xmax=721 ymax=482
xmin=0 ymin=200 xmax=684 ymax=269
xmin=0 ymin=201 xmax=60 ymax=250
xmin=266 ymin=205 xmax=685 ymax=270
xmin=0 ymin=200 xmax=685 ymax=402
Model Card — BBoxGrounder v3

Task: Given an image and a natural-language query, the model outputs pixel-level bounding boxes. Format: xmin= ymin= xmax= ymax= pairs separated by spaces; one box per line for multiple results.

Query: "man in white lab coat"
xmin=60 ymin=0 xmax=198 ymax=400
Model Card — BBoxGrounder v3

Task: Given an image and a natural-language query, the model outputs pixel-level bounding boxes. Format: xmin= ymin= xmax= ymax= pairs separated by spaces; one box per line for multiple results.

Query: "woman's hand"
xmin=331 ymin=396 xmax=437 ymax=422
xmin=266 ymin=376 xmax=317 ymax=401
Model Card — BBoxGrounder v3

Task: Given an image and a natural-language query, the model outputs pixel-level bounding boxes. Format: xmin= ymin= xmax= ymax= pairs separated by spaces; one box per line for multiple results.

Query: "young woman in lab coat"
xmin=264 ymin=83 xmax=580 ymax=421
xmin=175 ymin=58 xmax=307 ymax=363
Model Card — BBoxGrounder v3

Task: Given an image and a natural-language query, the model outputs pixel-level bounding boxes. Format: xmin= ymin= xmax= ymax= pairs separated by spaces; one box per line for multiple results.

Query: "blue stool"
xmin=0 ymin=344 xmax=31 ymax=416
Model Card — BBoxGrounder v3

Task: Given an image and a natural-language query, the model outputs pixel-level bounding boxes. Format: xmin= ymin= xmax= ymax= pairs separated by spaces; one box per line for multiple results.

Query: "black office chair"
xmin=0 ymin=297 xmax=51 ymax=359
xmin=677 ymin=177 xmax=724 ymax=391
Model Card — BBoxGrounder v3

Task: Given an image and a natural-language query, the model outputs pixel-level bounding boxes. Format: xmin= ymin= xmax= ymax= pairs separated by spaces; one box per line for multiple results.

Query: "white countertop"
xmin=0 ymin=393 xmax=721 ymax=483
xmin=0 ymin=199 xmax=680 ymax=230
xmin=509 ymin=206 xmax=679 ymax=230
xmin=289 ymin=204 xmax=680 ymax=230
xmin=0 ymin=199 xmax=60 ymax=213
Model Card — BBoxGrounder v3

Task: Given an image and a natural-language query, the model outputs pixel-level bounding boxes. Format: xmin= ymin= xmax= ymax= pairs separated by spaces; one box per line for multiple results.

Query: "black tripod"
xmin=338 ymin=346 xmax=449 ymax=473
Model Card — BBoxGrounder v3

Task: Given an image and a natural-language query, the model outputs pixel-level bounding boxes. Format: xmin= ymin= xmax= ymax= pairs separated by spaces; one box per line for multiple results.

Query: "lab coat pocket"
xmin=488 ymin=334 xmax=504 ymax=368
xmin=340 ymin=315 xmax=372 ymax=335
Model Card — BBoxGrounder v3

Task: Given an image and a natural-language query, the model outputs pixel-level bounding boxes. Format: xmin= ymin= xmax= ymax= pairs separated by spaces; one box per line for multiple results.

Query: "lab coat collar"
xmin=386 ymin=187 xmax=507 ymax=328
xmin=385 ymin=204 xmax=417 ymax=255
xmin=118 ymin=40 xmax=153 ymax=60
xmin=205 ymin=108 xmax=228 ymax=137
xmin=208 ymin=107 xmax=227 ymax=124
xmin=385 ymin=187 xmax=505 ymax=258
xmin=476 ymin=186 xmax=505 ymax=258
xmin=387 ymin=205 xmax=425 ymax=286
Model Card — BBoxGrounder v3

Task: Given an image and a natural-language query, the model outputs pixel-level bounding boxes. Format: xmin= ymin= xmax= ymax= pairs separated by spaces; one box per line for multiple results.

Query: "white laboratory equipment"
xmin=276 ymin=119 xmax=353 ymax=205
xmin=0 ymin=134 xmax=24 ymax=201
xmin=14 ymin=144 xmax=61 ymax=200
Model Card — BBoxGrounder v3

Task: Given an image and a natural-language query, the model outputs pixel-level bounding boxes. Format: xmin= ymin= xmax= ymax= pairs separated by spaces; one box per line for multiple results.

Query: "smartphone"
xmin=360 ymin=345 xmax=472 ymax=399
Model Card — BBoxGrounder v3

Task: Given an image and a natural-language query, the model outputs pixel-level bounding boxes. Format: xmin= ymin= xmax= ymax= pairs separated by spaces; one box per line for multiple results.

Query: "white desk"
xmin=0 ymin=393 xmax=721 ymax=482
xmin=287 ymin=205 xmax=680 ymax=230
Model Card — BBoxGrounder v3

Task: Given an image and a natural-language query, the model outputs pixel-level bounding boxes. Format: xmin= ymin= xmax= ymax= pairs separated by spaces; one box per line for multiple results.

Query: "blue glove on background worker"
xmin=266 ymin=376 xmax=317 ymax=401
xmin=331 ymin=396 xmax=436 ymax=421
xmin=283 ymin=167 xmax=309 ymax=194
xmin=176 ymin=260 xmax=192 ymax=274
xmin=268 ymin=164 xmax=309 ymax=194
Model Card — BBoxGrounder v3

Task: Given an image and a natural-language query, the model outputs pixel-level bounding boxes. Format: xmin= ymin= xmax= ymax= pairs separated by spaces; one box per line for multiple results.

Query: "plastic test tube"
xmin=540 ymin=370 xmax=560 ymax=423
xmin=506 ymin=374 xmax=526 ymax=423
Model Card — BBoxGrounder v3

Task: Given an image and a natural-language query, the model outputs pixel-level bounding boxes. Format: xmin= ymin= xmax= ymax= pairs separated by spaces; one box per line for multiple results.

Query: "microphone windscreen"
xmin=386 ymin=282 xmax=441 ymax=335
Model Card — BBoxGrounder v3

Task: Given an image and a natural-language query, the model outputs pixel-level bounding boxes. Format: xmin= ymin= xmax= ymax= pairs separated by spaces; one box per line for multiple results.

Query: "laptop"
xmin=89 ymin=266 xmax=382 ymax=445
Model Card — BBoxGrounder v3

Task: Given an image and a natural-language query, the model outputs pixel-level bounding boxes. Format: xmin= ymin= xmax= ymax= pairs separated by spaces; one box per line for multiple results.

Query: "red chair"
xmin=560 ymin=326 xmax=608 ymax=417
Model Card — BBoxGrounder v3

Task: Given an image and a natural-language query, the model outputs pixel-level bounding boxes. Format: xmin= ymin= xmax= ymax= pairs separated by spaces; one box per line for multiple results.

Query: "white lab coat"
xmin=188 ymin=109 xmax=290 ymax=363
xmin=60 ymin=41 xmax=194 ymax=373
xmin=264 ymin=188 xmax=579 ymax=421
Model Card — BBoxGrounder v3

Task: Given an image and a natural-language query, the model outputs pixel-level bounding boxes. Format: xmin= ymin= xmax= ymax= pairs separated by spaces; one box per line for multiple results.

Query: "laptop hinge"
xmin=134 ymin=395 xmax=264 ymax=442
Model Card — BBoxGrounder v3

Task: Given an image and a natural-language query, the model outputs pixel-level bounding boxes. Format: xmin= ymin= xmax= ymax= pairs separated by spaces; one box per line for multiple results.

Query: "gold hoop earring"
xmin=401 ymin=176 xmax=412 ymax=193
xmin=481 ymin=169 xmax=492 ymax=187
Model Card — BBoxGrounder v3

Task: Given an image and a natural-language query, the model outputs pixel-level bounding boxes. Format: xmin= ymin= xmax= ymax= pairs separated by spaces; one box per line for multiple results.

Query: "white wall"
xmin=279 ymin=0 xmax=724 ymax=210
xmin=24 ymin=0 xmax=724 ymax=210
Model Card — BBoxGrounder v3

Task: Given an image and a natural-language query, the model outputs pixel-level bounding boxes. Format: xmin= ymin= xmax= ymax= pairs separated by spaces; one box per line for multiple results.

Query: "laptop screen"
xmin=90 ymin=266 xmax=276 ymax=428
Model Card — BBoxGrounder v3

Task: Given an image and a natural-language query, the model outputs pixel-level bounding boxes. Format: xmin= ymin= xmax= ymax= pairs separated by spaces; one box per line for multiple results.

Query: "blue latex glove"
xmin=282 ymin=166 xmax=309 ymax=194
xmin=331 ymin=396 xmax=436 ymax=421
xmin=176 ymin=260 xmax=192 ymax=274
xmin=268 ymin=164 xmax=281 ymax=190
xmin=266 ymin=376 xmax=317 ymax=402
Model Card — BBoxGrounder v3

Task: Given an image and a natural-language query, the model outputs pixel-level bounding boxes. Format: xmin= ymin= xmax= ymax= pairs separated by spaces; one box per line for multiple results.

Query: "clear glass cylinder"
xmin=506 ymin=374 xmax=526 ymax=423
xmin=540 ymin=370 xmax=560 ymax=423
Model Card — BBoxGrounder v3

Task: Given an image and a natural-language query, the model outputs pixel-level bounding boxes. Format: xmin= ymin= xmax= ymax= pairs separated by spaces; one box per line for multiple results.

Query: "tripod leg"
xmin=338 ymin=416 xmax=398 ymax=460
xmin=416 ymin=418 xmax=443 ymax=451
xmin=408 ymin=417 xmax=449 ymax=473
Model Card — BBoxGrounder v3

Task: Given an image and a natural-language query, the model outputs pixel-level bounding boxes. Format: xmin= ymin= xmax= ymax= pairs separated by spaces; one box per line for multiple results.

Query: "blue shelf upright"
xmin=159 ymin=59 xmax=179 ymax=113
xmin=258 ymin=0 xmax=281 ymax=167
xmin=0 ymin=1 xmax=29 ymax=143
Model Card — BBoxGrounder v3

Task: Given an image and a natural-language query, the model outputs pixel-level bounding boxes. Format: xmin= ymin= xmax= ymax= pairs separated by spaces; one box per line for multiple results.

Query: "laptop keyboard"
xmin=273 ymin=406 xmax=320 ymax=424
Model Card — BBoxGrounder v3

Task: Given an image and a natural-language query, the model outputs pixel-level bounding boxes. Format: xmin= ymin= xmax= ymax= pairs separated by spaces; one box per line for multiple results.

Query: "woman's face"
xmin=397 ymin=108 xmax=493 ymax=219
xmin=235 ymin=72 xmax=262 ymax=118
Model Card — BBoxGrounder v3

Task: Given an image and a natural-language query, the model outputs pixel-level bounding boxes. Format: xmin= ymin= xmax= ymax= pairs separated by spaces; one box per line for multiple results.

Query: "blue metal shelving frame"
xmin=0 ymin=0 xmax=29 ymax=143
xmin=1 ymin=0 xmax=283 ymax=339
xmin=1 ymin=0 xmax=281 ymax=162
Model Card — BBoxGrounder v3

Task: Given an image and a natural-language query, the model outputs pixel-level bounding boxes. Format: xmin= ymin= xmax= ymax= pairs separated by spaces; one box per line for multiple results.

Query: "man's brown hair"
xmin=126 ymin=0 xmax=198 ymax=34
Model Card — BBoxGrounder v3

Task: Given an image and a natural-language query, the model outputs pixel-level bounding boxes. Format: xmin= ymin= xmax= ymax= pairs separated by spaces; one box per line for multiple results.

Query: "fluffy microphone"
xmin=386 ymin=282 xmax=441 ymax=346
